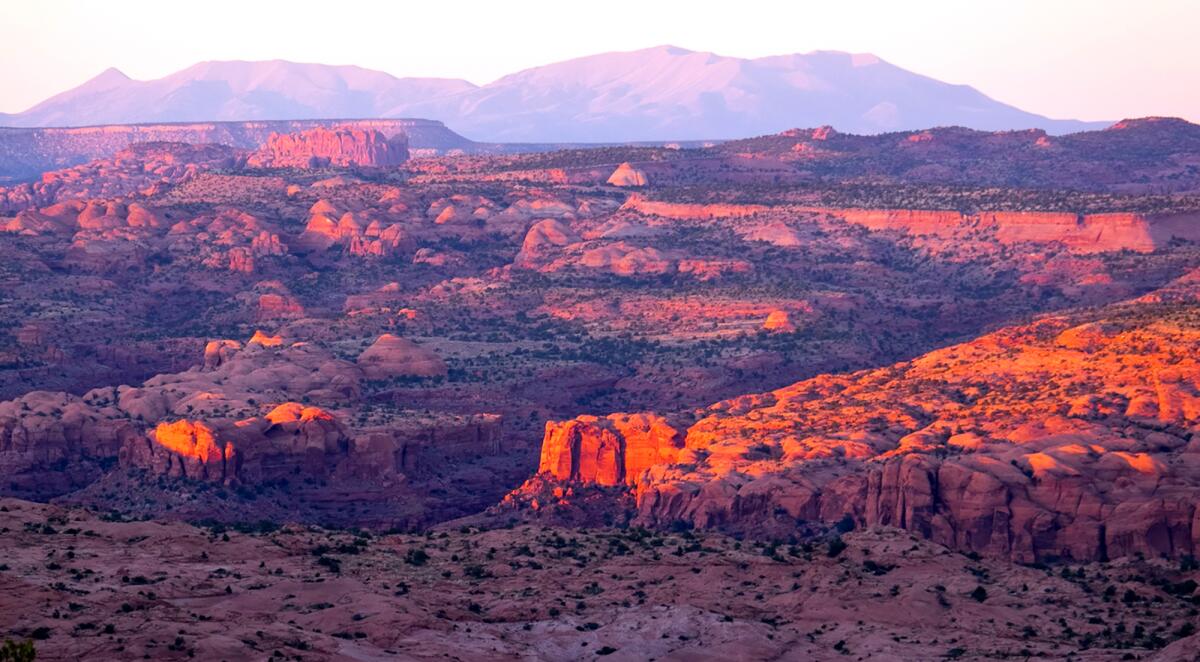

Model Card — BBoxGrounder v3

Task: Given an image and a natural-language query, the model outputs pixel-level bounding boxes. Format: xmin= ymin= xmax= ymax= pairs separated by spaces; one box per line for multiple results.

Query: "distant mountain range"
xmin=0 ymin=46 xmax=1106 ymax=140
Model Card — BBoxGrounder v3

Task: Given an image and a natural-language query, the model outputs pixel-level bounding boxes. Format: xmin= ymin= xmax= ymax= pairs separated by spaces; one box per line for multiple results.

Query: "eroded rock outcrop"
xmin=122 ymin=403 xmax=350 ymax=484
xmin=0 ymin=391 xmax=141 ymax=497
xmin=538 ymin=414 xmax=684 ymax=487
xmin=514 ymin=218 xmax=581 ymax=268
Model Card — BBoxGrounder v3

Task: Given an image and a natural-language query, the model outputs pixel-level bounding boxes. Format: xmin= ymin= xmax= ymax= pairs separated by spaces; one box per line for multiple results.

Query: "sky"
xmin=1 ymin=0 xmax=1197 ymax=122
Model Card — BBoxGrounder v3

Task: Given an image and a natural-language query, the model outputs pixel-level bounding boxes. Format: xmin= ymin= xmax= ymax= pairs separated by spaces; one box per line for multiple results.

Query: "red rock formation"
xmin=123 ymin=403 xmax=350 ymax=484
xmin=538 ymin=414 xmax=683 ymax=486
xmin=202 ymin=339 xmax=243 ymax=370
xmin=824 ymin=207 xmax=1200 ymax=254
xmin=248 ymin=127 xmax=408 ymax=168
xmin=0 ymin=392 xmax=141 ymax=497
xmin=579 ymin=242 xmax=674 ymax=276
xmin=228 ymin=247 xmax=255 ymax=273
xmin=0 ymin=142 xmax=239 ymax=215
xmin=514 ymin=281 xmax=1200 ymax=562
xmin=256 ymin=293 xmax=305 ymax=321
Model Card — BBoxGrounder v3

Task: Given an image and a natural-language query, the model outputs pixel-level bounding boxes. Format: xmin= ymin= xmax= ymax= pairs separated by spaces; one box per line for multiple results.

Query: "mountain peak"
xmin=86 ymin=67 xmax=131 ymax=86
xmin=652 ymin=45 xmax=696 ymax=56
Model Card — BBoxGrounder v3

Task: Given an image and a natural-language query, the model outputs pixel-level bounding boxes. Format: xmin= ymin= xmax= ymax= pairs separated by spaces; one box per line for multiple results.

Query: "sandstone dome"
xmin=357 ymin=334 xmax=447 ymax=380
xmin=607 ymin=162 xmax=649 ymax=187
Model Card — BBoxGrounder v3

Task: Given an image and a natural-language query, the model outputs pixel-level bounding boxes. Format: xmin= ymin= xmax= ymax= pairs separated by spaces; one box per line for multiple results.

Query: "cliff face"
xmin=511 ymin=273 xmax=1200 ymax=562
xmin=248 ymin=127 xmax=408 ymax=168
xmin=826 ymin=207 xmax=1200 ymax=254
xmin=0 ymin=332 xmax=498 ymax=498
xmin=538 ymin=413 xmax=683 ymax=486
xmin=620 ymin=195 xmax=768 ymax=220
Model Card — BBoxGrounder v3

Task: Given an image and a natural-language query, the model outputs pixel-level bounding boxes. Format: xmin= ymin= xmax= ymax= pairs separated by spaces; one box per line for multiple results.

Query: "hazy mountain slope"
xmin=406 ymin=46 xmax=1102 ymax=141
xmin=10 ymin=60 xmax=476 ymax=127
xmin=3 ymin=47 xmax=1104 ymax=139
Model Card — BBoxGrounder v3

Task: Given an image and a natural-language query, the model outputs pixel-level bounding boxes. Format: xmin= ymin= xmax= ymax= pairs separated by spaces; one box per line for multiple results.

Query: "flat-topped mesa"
xmin=247 ymin=127 xmax=409 ymax=168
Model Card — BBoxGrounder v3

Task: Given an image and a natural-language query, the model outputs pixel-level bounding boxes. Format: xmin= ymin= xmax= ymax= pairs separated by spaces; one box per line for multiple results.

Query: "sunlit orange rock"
xmin=538 ymin=413 xmax=683 ymax=486
xmin=762 ymin=310 xmax=795 ymax=332
xmin=202 ymin=339 xmax=243 ymax=370
xmin=514 ymin=281 xmax=1200 ymax=562
xmin=247 ymin=330 xmax=284 ymax=347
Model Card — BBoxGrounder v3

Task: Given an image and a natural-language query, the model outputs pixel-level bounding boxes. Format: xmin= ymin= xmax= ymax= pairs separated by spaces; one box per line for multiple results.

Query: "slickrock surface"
xmin=1 ymin=499 xmax=1197 ymax=661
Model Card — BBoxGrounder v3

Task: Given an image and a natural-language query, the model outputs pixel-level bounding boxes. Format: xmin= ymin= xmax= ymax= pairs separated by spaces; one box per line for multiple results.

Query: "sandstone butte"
xmin=247 ymin=126 xmax=409 ymax=168
xmin=513 ymin=218 xmax=581 ymax=268
xmin=507 ymin=272 xmax=1200 ymax=563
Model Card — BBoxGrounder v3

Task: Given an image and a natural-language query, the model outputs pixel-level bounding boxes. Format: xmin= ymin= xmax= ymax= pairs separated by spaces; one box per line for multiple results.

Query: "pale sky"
xmin=2 ymin=0 xmax=1197 ymax=122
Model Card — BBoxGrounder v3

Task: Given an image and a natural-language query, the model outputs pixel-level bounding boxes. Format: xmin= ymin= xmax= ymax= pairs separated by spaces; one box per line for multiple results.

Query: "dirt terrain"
xmin=1 ymin=499 xmax=1197 ymax=661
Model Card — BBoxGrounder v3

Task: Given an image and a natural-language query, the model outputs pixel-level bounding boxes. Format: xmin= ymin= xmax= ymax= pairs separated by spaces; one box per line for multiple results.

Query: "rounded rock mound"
xmin=357 ymin=334 xmax=447 ymax=380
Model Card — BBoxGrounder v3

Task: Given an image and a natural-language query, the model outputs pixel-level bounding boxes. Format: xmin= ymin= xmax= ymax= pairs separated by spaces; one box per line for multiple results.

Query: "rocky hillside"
xmin=505 ymin=273 xmax=1200 ymax=562
xmin=715 ymin=117 xmax=1200 ymax=194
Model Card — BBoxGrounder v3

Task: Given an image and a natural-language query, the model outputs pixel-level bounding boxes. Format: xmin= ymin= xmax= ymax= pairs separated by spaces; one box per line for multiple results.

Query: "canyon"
xmin=1 ymin=117 xmax=1199 ymax=658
